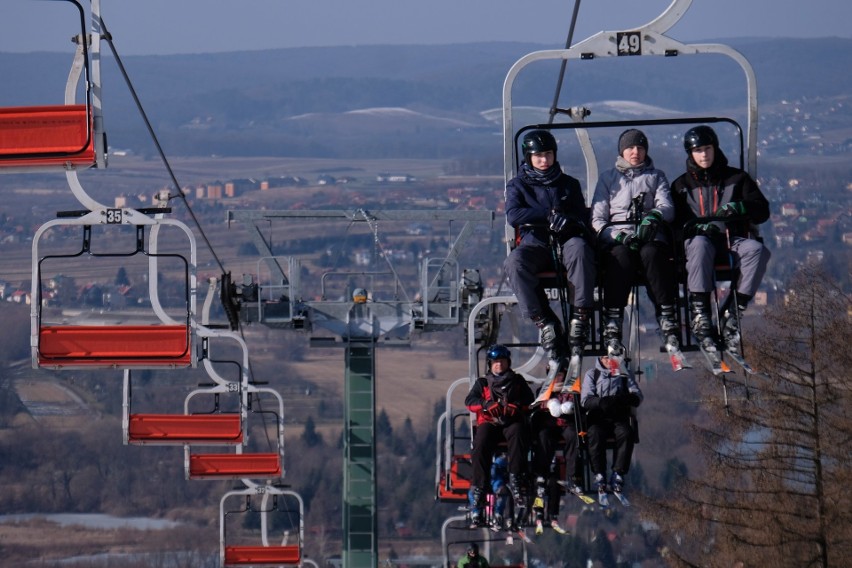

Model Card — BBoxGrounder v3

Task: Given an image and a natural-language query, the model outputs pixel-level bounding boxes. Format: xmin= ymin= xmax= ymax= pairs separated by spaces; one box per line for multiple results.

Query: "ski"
xmin=724 ymin=350 xmax=758 ymax=375
xmin=557 ymin=481 xmax=597 ymax=505
xmin=532 ymin=356 xmax=566 ymax=406
xmin=698 ymin=343 xmax=730 ymax=376
xmin=549 ymin=521 xmax=568 ymax=535
xmin=665 ymin=343 xmax=691 ymax=372
xmin=566 ymin=352 xmax=582 ymax=381
xmin=612 ymin=490 xmax=631 ymax=507
xmin=597 ymin=489 xmax=610 ymax=508
xmin=514 ymin=527 xmax=532 ymax=544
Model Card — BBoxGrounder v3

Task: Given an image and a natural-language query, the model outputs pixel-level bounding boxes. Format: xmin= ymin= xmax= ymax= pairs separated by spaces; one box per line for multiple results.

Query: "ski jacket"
xmin=670 ymin=149 xmax=770 ymax=240
xmin=591 ymin=157 xmax=674 ymax=243
xmin=506 ymin=163 xmax=589 ymax=248
xmin=466 ymin=370 xmax=535 ymax=427
xmin=580 ymin=358 xmax=643 ymax=420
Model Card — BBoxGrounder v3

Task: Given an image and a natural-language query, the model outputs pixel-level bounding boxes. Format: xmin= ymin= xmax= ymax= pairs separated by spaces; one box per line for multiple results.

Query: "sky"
xmin=5 ymin=0 xmax=851 ymax=56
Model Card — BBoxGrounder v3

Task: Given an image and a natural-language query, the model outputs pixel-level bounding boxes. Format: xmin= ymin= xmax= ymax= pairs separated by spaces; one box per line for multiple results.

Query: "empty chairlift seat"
xmin=38 ymin=324 xmax=193 ymax=368
xmin=223 ymin=545 xmax=301 ymax=566
xmin=189 ymin=453 xmax=282 ymax=480
xmin=0 ymin=105 xmax=96 ymax=169
xmin=128 ymin=413 xmax=243 ymax=445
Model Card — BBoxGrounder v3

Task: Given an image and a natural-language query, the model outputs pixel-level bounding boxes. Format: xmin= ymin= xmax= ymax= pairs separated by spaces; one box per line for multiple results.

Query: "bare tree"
xmin=649 ymin=265 xmax=852 ymax=567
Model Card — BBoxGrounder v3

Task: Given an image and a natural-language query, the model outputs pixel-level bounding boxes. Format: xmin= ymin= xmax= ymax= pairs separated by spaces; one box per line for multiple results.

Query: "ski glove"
xmin=598 ymin=396 xmax=617 ymax=413
xmin=627 ymin=393 xmax=641 ymax=407
xmin=717 ymin=201 xmax=746 ymax=217
xmin=548 ymin=210 xmax=584 ymax=236
xmin=636 ymin=209 xmax=663 ymax=242
xmin=615 ymin=231 xmax=640 ymax=251
xmin=503 ymin=403 xmax=520 ymax=418
xmin=485 ymin=401 xmax=502 ymax=418
xmin=694 ymin=222 xmax=721 ymax=237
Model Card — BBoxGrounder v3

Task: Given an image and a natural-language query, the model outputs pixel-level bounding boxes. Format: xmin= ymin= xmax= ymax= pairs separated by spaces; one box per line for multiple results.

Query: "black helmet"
xmin=522 ymin=130 xmax=557 ymax=162
xmin=467 ymin=542 xmax=479 ymax=555
xmin=486 ymin=344 xmax=511 ymax=368
xmin=683 ymin=125 xmax=719 ymax=153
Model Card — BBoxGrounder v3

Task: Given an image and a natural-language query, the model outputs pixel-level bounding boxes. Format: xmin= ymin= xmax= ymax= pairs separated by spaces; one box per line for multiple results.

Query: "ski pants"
xmin=601 ymin=241 xmax=676 ymax=309
xmin=470 ymin=420 xmax=528 ymax=489
xmin=530 ymin=413 xmax=579 ymax=516
xmin=684 ymin=235 xmax=770 ymax=297
xmin=586 ymin=417 xmax=635 ymax=476
xmin=504 ymin=237 xmax=596 ymax=321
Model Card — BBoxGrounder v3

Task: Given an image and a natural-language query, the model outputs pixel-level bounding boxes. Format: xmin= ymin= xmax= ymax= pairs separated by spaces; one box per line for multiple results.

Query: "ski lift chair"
xmin=32 ymin=218 xmax=198 ymax=370
xmin=220 ymin=487 xmax=304 ymax=567
xmin=0 ymin=0 xmax=106 ymax=173
xmin=186 ymin=386 xmax=285 ymax=480
xmin=435 ymin=381 xmax=473 ymax=502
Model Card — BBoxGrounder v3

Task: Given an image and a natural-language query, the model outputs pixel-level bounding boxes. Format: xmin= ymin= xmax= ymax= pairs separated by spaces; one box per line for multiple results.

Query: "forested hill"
xmin=1 ymin=38 xmax=849 ymax=158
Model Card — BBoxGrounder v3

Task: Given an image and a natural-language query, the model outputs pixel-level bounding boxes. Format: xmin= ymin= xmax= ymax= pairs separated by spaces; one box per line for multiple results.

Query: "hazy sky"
xmin=5 ymin=0 xmax=850 ymax=55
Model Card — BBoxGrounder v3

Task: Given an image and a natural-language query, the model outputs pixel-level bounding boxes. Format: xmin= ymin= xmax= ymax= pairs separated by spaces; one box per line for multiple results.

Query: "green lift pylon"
xmin=343 ymin=339 xmax=378 ymax=567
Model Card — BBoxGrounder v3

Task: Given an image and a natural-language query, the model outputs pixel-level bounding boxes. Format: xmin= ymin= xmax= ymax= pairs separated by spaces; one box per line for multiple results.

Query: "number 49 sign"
xmin=617 ymin=31 xmax=642 ymax=56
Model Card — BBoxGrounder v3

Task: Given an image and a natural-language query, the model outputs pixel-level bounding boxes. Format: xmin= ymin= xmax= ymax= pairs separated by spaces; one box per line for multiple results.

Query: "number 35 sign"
xmin=617 ymin=32 xmax=642 ymax=56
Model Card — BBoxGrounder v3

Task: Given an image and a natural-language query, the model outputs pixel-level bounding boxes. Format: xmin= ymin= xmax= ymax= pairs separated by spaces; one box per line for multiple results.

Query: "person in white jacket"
xmin=580 ymin=355 xmax=643 ymax=495
xmin=591 ymin=129 xmax=680 ymax=356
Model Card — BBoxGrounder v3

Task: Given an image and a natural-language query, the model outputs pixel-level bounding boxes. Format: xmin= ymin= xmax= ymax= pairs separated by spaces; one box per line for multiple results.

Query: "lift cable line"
xmin=97 ymin=14 xmax=225 ymax=274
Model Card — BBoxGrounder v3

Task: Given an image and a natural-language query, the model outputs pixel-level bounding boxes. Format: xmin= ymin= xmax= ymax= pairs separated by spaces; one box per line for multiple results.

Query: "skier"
xmin=580 ymin=355 xmax=643 ymax=505
xmin=529 ymin=368 xmax=584 ymax=535
xmin=591 ymin=129 xmax=680 ymax=360
xmin=465 ymin=345 xmax=535 ymax=529
xmin=504 ymin=130 xmax=596 ymax=359
xmin=457 ymin=542 xmax=490 ymax=568
xmin=670 ymin=125 xmax=771 ymax=357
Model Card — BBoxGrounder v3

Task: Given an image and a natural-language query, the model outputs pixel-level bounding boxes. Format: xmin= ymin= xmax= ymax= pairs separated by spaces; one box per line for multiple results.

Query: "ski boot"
xmin=534 ymin=316 xmax=563 ymax=358
xmin=508 ymin=473 xmax=529 ymax=529
xmin=567 ymin=308 xmax=592 ymax=357
xmin=532 ymin=476 xmax=546 ymax=535
xmin=657 ymin=304 xmax=680 ymax=350
xmin=469 ymin=486 xmax=486 ymax=529
xmin=489 ymin=514 xmax=504 ymax=533
xmin=594 ymin=473 xmax=609 ymax=507
xmin=689 ymin=293 xmax=718 ymax=353
xmin=658 ymin=303 xmax=688 ymax=371
xmin=609 ymin=471 xmax=624 ymax=493
xmin=721 ymin=294 xmax=750 ymax=354
xmin=602 ymin=307 xmax=625 ymax=357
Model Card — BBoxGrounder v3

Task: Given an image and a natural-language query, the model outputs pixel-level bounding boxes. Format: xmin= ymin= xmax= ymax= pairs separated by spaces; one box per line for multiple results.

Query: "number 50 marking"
xmin=617 ymin=32 xmax=642 ymax=56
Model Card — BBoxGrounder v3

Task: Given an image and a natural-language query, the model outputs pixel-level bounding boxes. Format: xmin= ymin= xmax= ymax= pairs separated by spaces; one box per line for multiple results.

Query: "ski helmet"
xmin=521 ymin=129 xmax=557 ymax=163
xmin=486 ymin=344 xmax=512 ymax=368
xmin=467 ymin=542 xmax=480 ymax=556
xmin=683 ymin=125 xmax=719 ymax=153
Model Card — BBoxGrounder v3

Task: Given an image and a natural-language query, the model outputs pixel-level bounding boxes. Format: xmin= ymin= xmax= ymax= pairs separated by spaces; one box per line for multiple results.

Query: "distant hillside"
xmin=1 ymin=38 xmax=849 ymax=159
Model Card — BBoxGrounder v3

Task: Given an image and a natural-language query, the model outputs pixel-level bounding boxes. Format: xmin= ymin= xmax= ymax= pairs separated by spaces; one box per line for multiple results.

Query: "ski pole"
xmin=724 ymin=224 xmax=750 ymax=400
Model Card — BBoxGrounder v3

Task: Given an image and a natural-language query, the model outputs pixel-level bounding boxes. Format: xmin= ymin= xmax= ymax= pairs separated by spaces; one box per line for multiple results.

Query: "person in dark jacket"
xmin=465 ymin=344 xmax=535 ymax=529
xmin=591 ymin=129 xmax=680 ymax=356
xmin=529 ymin=370 xmax=582 ymax=535
xmin=503 ymin=130 xmax=596 ymax=359
xmin=670 ymin=125 xmax=771 ymax=354
xmin=580 ymin=356 xmax=643 ymax=496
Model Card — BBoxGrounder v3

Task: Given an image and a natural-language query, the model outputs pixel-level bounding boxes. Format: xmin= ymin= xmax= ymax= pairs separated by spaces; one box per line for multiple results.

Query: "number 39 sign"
xmin=617 ymin=32 xmax=642 ymax=56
